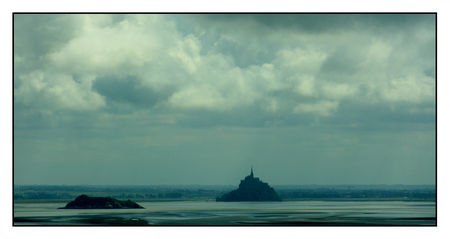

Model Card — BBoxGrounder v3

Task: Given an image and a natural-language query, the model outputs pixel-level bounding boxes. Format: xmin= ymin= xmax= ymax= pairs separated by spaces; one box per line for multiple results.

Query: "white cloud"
xmin=364 ymin=40 xmax=393 ymax=64
xmin=169 ymin=35 xmax=202 ymax=74
xmin=294 ymin=75 xmax=317 ymax=97
xmin=15 ymin=71 xmax=105 ymax=111
xmin=380 ymin=75 xmax=435 ymax=103
xmin=168 ymin=85 xmax=226 ymax=110
xmin=321 ymin=83 xmax=357 ymax=100
xmin=47 ymin=15 xmax=176 ymax=75
xmin=274 ymin=48 xmax=327 ymax=74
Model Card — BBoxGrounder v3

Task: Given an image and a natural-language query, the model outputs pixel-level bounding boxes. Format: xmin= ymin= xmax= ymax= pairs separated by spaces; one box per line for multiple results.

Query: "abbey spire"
xmin=216 ymin=167 xmax=282 ymax=202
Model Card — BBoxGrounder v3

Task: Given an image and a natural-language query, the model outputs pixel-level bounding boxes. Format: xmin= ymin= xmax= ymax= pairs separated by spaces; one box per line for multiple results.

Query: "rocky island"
xmin=59 ymin=194 xmax=144 ymax=209
xmin=216 ymin=168 xmax=282 ymax=202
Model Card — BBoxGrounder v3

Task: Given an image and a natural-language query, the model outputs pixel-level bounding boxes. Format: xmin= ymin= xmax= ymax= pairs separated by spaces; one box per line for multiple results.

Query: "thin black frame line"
xmin=12 ymin=12 xmax=15 ymax=228
xmin=434 ymin=12 xmax=438 ymax=227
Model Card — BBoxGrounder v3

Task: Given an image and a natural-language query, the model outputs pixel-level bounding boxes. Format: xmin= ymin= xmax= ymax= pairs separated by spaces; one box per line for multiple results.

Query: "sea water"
xmin=13 ymin=200 xmax=436 ymax=226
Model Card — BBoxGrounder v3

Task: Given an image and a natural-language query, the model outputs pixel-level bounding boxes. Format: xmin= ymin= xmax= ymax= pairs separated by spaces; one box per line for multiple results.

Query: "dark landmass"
xmin=59 ymin=194 xmax=144 ymax=209
xmin=216 ymin=169 xmax=282 ymax=202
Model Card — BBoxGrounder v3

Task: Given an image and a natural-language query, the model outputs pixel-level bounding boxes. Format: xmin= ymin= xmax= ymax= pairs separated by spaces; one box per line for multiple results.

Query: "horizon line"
xmin=13 ymin=183 xmax=437 ymax=186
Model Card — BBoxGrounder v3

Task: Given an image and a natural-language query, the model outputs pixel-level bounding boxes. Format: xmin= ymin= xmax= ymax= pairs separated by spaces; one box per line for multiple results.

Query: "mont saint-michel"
xmin=216 ymin=168 xmax=282 ymax=202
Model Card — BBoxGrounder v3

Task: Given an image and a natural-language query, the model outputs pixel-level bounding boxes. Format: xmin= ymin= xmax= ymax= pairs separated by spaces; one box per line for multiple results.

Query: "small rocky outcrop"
xmin=59 ymin=195 xmax=144 ymax=209
xmin=216 ymin=169 xmax=282 ymax=202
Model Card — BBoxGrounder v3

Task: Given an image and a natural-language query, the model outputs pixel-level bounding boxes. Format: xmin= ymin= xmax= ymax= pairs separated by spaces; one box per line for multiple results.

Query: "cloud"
xmin=15 ymin=71 xmax=105 ymax=111
xmin=321 ymin=83 xmax=357 ymax=100
xmin=92 ymin=75 xmax=166 ymax=108
xmin=46 ymin=15 xmax=178 ymax=75
xmin=191 ymin=14 xmax=435 ymax=35
xmin=14 ymin=14 xmax=80 ymax=62
xmin=168 ymin=85 xmax=227 ymax=110
xmin=380 ymin=75 xmax=435 ymax=103
xmin=14 ymin=14 xmax=436 ymax=129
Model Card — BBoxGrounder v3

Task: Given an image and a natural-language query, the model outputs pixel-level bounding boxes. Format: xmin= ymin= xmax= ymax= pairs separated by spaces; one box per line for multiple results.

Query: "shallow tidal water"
xmin=14 ymin=200 xmax=436 ymax=226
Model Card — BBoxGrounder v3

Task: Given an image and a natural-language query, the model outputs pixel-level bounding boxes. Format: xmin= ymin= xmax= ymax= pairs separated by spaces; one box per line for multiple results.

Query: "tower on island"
xmin=216 ymin=168 xmax=281 ymax=202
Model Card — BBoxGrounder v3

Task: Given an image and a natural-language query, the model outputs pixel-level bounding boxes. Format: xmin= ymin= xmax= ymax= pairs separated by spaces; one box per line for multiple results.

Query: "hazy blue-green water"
xmin=14 ymin=200 xmax=436 ymax=226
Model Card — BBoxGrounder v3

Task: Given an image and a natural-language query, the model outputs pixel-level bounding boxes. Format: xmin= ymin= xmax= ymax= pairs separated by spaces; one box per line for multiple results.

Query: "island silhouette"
xmin=216 ymin=168 xmax=282 ymax=202
xmin=59 ymin=194 xmax=144 ymax=209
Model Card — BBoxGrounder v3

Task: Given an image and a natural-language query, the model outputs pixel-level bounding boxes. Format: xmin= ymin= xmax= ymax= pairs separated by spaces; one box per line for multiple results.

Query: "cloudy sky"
xmin=13 ymin=14 xmax=435 ymax=185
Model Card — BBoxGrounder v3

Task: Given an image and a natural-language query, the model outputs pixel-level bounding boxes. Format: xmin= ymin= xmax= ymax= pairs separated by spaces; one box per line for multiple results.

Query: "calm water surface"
xmin=14 ymin=200 xmax=436 ymax=226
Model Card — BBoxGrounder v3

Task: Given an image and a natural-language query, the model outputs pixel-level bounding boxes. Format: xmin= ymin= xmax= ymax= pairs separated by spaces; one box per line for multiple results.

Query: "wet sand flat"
xmin=14 ymin=200 xmax=436 ymax=226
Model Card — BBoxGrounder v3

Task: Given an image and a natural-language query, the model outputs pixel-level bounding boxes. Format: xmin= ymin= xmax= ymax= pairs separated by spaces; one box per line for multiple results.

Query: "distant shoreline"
xmin=14 ymin=197 xmax=436 ymax=204
xmin=13 ymin=184 xmax=436 ymax=203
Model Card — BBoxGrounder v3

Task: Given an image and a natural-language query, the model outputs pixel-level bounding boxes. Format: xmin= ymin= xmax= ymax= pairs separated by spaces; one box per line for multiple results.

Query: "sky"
xmin=13 ymin=14 xmax=436 ymax=185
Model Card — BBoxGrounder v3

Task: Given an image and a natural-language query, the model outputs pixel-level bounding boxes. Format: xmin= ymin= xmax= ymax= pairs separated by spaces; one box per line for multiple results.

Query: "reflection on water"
xmin=14 ymin=200 xmax=436 ymax=226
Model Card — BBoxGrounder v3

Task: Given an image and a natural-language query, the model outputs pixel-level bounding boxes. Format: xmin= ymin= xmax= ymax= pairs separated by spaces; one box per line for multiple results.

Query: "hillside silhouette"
xmin=216 ymin=168 xmax=282 ymax=202
xmin=59 ymin=194 xmax=144 ymax=209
